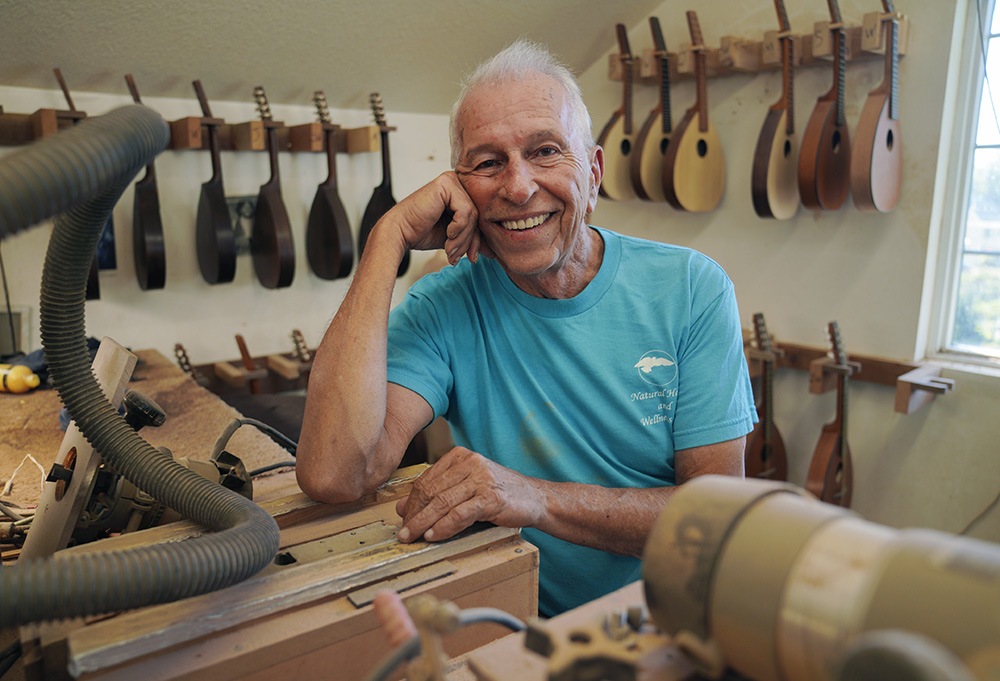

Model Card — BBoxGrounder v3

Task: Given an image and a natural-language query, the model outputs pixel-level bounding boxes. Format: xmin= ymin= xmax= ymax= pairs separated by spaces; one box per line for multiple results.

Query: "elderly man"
xmin=297 ymin=40 xmax=756 ymax=616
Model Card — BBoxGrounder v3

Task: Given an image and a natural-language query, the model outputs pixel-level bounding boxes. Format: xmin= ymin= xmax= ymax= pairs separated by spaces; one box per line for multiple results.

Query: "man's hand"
xmin=395 ymin=447 xmax=545 ymax=543
xmin=378 ymin=171 xmax=492 ymax=266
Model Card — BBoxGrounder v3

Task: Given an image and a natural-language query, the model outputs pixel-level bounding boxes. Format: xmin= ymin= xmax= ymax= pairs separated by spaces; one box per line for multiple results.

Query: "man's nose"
xmin=498 ymin=158 xmax=536 ymax=204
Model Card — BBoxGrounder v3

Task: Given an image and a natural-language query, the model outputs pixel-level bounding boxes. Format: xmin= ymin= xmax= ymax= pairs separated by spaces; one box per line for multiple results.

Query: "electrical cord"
xmin=211 ymin=417 xmax=298 ymax=460
xmin=249 ymin=461 xmax=296 ymax=477
xmin=362 ymin=607 xmax=526 ymax=681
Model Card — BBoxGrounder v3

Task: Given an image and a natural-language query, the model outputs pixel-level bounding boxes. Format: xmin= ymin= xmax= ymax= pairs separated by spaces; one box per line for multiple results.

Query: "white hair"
xmin=449 ymin=39 xmax=594 ymax=167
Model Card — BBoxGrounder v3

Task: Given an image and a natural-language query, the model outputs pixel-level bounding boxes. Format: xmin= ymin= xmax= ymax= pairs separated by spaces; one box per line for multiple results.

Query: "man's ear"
xmin=588 ymin=145 xmax=605 ymax=213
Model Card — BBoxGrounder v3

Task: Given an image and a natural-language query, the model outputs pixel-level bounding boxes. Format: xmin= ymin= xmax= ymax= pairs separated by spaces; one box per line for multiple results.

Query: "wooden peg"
xmin=894 ymin=365 xmax=955 ymax=414
xmin=346 ymin=125 xmax=381 ymax=154
xmin=719 ymin=36 xmax=759 ymax=72
xmin=861 ymin=11 xmax=909 ymax=56
xmin=812 ymin=22 xmax=863 ymax=61
xmin=230 ymin=120 xmax=265 ymax=151
xmin=809 ymin=356 xmax=862 ymax=394
xmin=266 ymin=330 xmax=313 ymax=381
xmin=288 ymin=122 xmax=324 ymax=152
xmin=168 ymin=117 xmax=204 ymax=150
xmin=213 ymin=335 xmax=267 ymax=392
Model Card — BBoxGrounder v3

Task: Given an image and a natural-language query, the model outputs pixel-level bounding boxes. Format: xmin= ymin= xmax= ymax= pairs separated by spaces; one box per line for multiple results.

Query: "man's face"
xmin=453 ymin=73 xmax=603 ymax=295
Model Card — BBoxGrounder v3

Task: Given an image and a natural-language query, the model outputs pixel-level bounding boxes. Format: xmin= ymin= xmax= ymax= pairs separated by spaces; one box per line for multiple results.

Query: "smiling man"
xmin=297 ymin=40 xmax=756 ymax=616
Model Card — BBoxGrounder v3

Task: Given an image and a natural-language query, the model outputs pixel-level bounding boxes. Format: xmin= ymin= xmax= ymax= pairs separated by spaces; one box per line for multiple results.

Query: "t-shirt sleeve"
xmin=386 ymin=282 xmax=454 ymax=421
xmin=671 ymin=262 xmax=757 ymax=451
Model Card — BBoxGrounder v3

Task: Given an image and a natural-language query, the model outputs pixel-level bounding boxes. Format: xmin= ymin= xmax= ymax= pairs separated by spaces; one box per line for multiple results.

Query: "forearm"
xmin=296 ymin=222 xmax=408 ymax=502
xmin=533 ymin=480 xmax=678 ymax=558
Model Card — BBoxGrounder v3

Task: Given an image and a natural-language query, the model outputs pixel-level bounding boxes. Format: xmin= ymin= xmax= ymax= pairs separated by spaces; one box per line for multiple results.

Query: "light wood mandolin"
xmin=745 ymin=313 xmax=788 ymax=480
xmin=798 ymin=0 xmax=851 ymax=211
xmin=662 ymin=11 xmax=726 ymax=212
xmin=629 ymin=17 xmax=671 ymax=201
xmin=598 ymin=24 xmax=638 ymax=202
xmin=751 ymin=0 xmax=799 ymax=219
xmin=851 ymin=0 xmax=902 ymax=212
xmin=806 ymin=321 xmax=854 ymax=507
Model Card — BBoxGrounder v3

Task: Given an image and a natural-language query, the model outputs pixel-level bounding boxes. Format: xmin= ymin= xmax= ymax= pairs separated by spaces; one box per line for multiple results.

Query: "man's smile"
xmin=497 ymin=212 xmax=553 ymax=231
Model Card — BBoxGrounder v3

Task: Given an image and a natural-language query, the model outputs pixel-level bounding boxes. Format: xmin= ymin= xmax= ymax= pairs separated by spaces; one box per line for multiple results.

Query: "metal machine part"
xmin=641 ymin=476 xmax=999 ymax=681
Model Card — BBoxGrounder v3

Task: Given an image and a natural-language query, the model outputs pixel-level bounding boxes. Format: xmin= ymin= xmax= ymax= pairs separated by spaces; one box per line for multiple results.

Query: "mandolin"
xmin=124 ymin=74 xmax=166 ymax=290
xmin=358 ymin=93 xmax=409 ymax=277
xmin=851 ymin=0 xmax=902 ymax=212
xmin=306 ymin=91 xmax=353 ymax=280
xmin=53 ymin=69 xmax=101 ymax=300
xmin=798 ymin=0 xmax=852 ymax=211
xmin=745 ymin=313 xmax=788 ymax=480
xmin=193 ymin=79 xmax=236 ymax=285
xmin=629 ymin=17 xmax=672 ymax=202
xmin=751 ymin=0 xmax=800 ymax=219
xmin=662 ymin=11 xmax=726 ymax=212
xmin=598 ymin=24 xmax=638 ymax=202
xmin=251 ymin=86 xmax=295 ymax=289
xmin=805 ymin=321 xmax=854 ymax=507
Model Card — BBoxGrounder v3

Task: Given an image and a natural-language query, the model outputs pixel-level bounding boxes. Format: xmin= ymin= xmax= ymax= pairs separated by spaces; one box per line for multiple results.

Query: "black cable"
xmin=249 ymin=461 xmax=296 ymax=477
xmin=0 ymin=242 xmax=17 ymax=355
xmin=211 ymin=417 xmax=298 ymax=461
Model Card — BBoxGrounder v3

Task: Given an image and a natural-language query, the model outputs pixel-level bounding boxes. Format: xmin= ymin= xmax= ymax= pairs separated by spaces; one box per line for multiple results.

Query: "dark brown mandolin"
xmin=797 ymin=0 xmax=852 ymax=211
xmin=306 ymin=91 xmax=353 ymax=280
xmin=358 ymin=93 xmax=408 ymax=277
xmin=806 ymin=321 xmax=854 ymax=507
xmin=124 ymin=74 xmax=166 ymax=290
xmin=251 ymin=86 xmax=295 ymax=289
xmin=745 ymin=313 xmax=788 ymax=480
xmin=193 ymin=80 xmax=236 ymax=285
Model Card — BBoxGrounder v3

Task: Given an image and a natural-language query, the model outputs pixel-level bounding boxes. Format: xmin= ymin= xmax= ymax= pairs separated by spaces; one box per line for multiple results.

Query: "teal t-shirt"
xmin=387 ymin=226 xmax=755 ymax=615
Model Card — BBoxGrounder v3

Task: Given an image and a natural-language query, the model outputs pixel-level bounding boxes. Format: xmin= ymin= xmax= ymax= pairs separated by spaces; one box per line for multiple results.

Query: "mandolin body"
xmin=751 ymin=108 xmax=799 ymax=220
xmin=745 ymin=414 xmax=788 ymax=481
xmin=806 ymin=425 xmax=853 ymax=507
xmin=597 ymin=113 xmax=638 ymax=201
xmin=662 ymin=111 xmax=725 ymax=212
xmin=307 ymin=183 xmax=353 ymax=280
xmin=252 ymin=181 xmax=296 ymax=289
xmin=798 ymin=99 xmax=851 ymax=211
xmin=133 ymin=169 xmax=165 ymax=290
xmin=851 ymin=92 xmax=902 ymax=212
xmin=630 ymin=111 xmax=670 ymax=202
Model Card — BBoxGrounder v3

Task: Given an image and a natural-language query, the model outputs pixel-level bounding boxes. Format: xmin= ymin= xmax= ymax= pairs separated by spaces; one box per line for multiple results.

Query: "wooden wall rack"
xmin=0 ymin=109 xmax=383 ymax=155
xmin=744 ymin=334 xmax=955 ymax=415
xmin=610 ymin=11 xmax=910 ymax=83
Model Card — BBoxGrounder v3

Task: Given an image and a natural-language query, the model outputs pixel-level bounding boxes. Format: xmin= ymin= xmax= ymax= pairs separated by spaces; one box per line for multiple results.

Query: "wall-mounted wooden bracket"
xmin=744 ymin=343 xmax=784 ymax=379
xmin=611 ymin=13 xmax=909 ymax=84
xmin=268 ymin=328 xmax=314 ymax=380
xmin=860 ymin=12 xmax=910 ymax=56
xmin=809 ymin=356 xmax=863 ymax=394
xmin=163 ymin=118 xmax=378 ymax=155
xmin=894 ymin=365 xmax=955 ymax=414
xmin=214 ymin=334 xmax=268 ymax=393
xmin=0 ymin=108 xmax=81 ymax=145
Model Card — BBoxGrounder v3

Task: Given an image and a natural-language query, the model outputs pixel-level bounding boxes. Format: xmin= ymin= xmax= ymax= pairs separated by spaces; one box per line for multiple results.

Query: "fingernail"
xmin=398 ymin=527 xmax=410 ymax=542
xmin=425 ymin=528 xmax=435 ymax=541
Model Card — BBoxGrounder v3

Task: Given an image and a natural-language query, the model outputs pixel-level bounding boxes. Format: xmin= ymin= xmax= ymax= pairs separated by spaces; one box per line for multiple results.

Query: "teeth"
xmin=500 ymin=214 xmax=549 ymax=231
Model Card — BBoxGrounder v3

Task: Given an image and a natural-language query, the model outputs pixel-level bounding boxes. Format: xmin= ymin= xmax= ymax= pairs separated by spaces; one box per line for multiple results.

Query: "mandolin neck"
xmin=623 ymin=56 xmax=634 ymax=134
xmin=835 ymin=371 xmax=849 ymax=456
xmin=834 ymin=28 xmax=847 ymax=126
xmin=379 ymin=129 xmax=392 ymax=191
xmin=887 ymin=16 xmax=899 ymax=120
xmin=762 ymin=357 xmax=775 ymax=443
xmin=781 ymin=35 xmax=794 ymax=133
xmin=659 ymin=51 xmax=672 ymax=134
xmin=265 ymin=127 xmax=281 ymax=186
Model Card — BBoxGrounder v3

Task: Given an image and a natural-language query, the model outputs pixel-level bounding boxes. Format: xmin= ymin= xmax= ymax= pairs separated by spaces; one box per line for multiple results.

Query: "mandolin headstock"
xmin=828 ymin=321 xmax=847 ymax=367
xmin=313 ymin=90 xmax=332 ymax=125
xmin=370 ymin=92 xmax=387 ymax=128
xmin=753 ymin=312 xmax=774 ymax=355
xmin=253 ymin=86 xmax=272 ymax=122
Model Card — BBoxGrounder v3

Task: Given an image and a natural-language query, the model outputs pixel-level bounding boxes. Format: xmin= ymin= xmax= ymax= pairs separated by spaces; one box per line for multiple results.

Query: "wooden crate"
xmin=22 ymin=467 xmax=538 ymax=681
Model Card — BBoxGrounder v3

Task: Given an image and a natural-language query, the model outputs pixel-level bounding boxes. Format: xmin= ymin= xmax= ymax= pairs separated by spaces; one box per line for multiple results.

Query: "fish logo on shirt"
xmin=634 ymin=350 xmax=677 ymax=386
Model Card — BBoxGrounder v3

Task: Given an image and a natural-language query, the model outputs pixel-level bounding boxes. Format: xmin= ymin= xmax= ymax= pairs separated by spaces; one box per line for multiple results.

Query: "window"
xmin=947 ymin=1 xmax=1000 ymax=359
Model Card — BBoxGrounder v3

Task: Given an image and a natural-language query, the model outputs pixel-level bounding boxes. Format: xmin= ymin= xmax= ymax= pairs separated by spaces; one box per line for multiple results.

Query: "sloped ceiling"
xmin=0 ymin=0 xmax=663 ymax=114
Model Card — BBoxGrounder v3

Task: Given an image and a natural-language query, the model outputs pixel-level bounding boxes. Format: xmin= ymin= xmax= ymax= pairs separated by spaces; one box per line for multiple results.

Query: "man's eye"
xmin=537 ymin=146 xmax=559 ymax=157
xmin=475 ymin=159 xmax=499 ymax=171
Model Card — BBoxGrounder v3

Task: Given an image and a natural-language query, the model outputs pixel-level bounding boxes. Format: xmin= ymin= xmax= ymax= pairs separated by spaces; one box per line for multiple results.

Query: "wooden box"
xmin=22 ymin=467 xmax=539 ymax=681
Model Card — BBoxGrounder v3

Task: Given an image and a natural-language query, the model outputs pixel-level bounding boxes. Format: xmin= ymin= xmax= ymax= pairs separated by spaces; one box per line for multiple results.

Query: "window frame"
xmin=922 ymin=0 xmax=1000 ymax=369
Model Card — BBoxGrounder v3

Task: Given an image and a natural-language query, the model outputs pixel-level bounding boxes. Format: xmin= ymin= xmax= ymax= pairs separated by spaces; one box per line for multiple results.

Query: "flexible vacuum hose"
xmin=0 ymin=105 xmax=280 ymax=626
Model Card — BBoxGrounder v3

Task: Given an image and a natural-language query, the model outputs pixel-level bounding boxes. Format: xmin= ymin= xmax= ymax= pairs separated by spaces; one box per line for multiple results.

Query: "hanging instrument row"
xmin=0 ymin=71 xmax=404 ymax=295
xmin=600 ymin=0 xmax=908 ymax=216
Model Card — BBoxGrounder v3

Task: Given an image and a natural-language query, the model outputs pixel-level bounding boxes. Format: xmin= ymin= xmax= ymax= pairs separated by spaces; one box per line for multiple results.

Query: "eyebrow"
xmin=460 ymin=129 xmax=567 ymax=162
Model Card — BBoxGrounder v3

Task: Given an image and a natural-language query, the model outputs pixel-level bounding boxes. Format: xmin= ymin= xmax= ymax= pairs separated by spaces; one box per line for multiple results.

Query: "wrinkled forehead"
xmin=454 ymin=74 xmax=579 ymax=157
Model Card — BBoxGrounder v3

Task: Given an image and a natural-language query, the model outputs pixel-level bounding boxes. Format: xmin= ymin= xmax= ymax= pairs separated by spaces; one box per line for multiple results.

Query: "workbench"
xmin=1 ymin=347 xmax=539 ymax=681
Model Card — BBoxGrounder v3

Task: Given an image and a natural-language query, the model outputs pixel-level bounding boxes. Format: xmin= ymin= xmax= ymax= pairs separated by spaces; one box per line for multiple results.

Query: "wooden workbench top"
xmin=0 ymin=347 xmax=294 ymax=512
